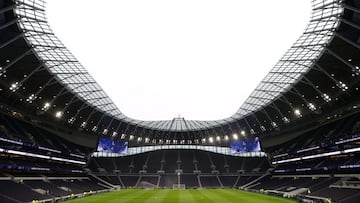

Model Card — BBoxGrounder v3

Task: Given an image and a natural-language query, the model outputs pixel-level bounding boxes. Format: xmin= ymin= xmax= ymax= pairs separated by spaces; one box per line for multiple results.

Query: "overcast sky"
xmin=46 ymin=0 xmax=311 ymax=121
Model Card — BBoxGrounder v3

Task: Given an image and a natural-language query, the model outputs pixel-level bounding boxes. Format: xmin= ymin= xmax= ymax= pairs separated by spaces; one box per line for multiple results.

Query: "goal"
xmin=173 ymin=184 xmax=186 ymax=189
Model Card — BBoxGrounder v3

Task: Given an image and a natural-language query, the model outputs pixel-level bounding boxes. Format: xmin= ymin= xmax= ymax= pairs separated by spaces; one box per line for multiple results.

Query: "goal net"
xmin=173 ymin=184 xmax=186 ymax=189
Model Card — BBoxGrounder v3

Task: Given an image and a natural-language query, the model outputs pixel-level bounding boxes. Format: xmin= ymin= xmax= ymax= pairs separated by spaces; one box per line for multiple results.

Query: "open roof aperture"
xmin=46 ymin=0 xmax=311 ymax=121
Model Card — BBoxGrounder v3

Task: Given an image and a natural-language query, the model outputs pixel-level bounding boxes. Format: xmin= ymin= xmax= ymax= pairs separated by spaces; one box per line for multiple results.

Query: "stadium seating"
xmin=0 ymin=178 xmax=107 ymax=202
xmin=247 ymin=176 xmax=360 ymax=202
xmin=90 ymin=149 xmax=270 ymax=190
xmin=269 ymin=113 xmax=360 ymax=176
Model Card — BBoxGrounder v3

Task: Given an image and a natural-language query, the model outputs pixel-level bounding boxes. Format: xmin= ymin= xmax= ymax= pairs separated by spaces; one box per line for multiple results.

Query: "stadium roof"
xmin=0 ymin=0 xmax=359 ymax=144
xmin=12 ymin=0 xmax=342 ymax=131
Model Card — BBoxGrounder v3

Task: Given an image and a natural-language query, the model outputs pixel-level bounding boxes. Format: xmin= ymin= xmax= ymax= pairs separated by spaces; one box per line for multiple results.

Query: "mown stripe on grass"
xmin=144 ymin=189 xmax=170 ymax=203
xmin=178 ymin=189 xmax=197 ymax=203
xmin=214 ymin=189 xmax=267 ymax=203
xmin=188 ymin=189 xmax=216 ymax=203
xmin=161 ymin=189 xmax=180 ymax=203
xmin=117 ymin=189 xmax=163 ymax=203
xmin=198 ymin=189 xmax=236 ymax=203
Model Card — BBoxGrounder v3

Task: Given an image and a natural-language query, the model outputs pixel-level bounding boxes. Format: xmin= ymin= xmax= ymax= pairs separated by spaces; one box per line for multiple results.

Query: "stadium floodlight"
xmin=121 ymin=134 xmax=126 ymax=139
xmin=294 ymin=109 xmax=302 ymax=117
xmin=282 ymin=116 xmax=290 ymax=123
xmin=9 ymin=82 xmax=19 ymax=92
xmin=337 ymin=81 xmax=348 ymax=91
xmin=129 ymin=135 xmax=134 ymax=140
xmin=55 ymin=111 xmax=63 ymax=118
xmin=260 ymin=126 xmax=266 ymax=132
xmin=137 ymin=137 xmax=142 ymax=142
xmin=80 ymin=121 xmax=87 ymax=128
xmin=68 ymin=117 xmax=75 ymax=124
xmin=250 ymin=129 xmax=255 ymax=135
xmin=0 ymin=67 xmax=4 ymax=76
xmin=224 ymin=135 xmax=229 ymax=141
xmin=201 ymin=138 xmax=206 ymax=143
xmin=92 ymin=126 xmax=98 ymax=132
xmin=209 ymin=137 xmax=214 ymax=143
xmin=42 ymin=102 xmax=51 ymax=111
xmin=145 ymin=137 xmax=150 ymax=143
xmin=307 ymin=103 xmax=316 ymax=111
xmin=271 ymin=122 xmax=278 ymax=128
xmin=112 ymin=132 xmax=118 ymax=137
xmin=103 ymin=129 xmax=108 ymax=134
xmin=232 ymin=133 xmax=238 ymax=140
xmin=354 ymin=66 xmax=360 ymax=75
xmin=321 ymin=93 xmax=331 ymax=102
xmin=241 ymin=131 xmax=246 ymax=136
xmin=216 ymin=136 xmax=220 ymax=142
xmin=26 ymin=94 xmax=37 ymax=103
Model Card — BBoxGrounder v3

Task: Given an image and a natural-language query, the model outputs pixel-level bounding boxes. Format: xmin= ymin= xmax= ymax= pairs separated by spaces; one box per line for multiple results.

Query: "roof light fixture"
xmin=282 ymin=116 xmax=290 ymax=123
xmin=337 ymin=81 xmax=348 ymax=91
xmin=322 ymin=93 xmax=331 ymax=102
xmin=121 ymin=134 xmax=126 ymax=139
xmin=9 ymin=82 xmax=19 ymax=92
xmin=26 ymin=94 xmax=37 ymax=103
xmin=209 ymin=137 xmax=214 ymax=143
xmin=250 ymin=129 xmax=255 ymax=134
xmin=354 ymin=66 xmax=360 ymax=76
xmin=260 ymin=126 xmax=266 ymax=132
xmin=68 ymin=117 xmax=75 ymax=124
xmin=0 ymin=67 xmax=5 ymax=76
xmin=55 ymin=111 xmax=63 ymax=118
xmin=42 ymin=102 xmax=51 ymax=111
xmin=294 ymin=109 xmax=302 ymax=117
xmin=232 ymin=133 xmax=238 ymax=140
xmin=102 ymin=129 xmax=108 ymax=135
xmin=307 ymin=103 xmax=317 ymax=111
xmin=80 ymin=122 xmax=87 ymax=128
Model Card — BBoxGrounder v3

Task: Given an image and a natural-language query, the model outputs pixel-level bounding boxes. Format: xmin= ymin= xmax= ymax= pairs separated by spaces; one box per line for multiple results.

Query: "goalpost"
xmin=173 ymin=184 xmax=186 ymax=189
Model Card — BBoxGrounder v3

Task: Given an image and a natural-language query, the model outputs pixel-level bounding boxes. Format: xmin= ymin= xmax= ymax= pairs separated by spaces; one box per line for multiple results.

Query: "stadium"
xmin=0 ymin=0 xmax=359 ymax=202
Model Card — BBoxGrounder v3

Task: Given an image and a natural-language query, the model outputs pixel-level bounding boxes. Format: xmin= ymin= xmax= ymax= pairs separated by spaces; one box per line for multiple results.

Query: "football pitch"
xmin=65 ymin=189 xmax=297 ymax=203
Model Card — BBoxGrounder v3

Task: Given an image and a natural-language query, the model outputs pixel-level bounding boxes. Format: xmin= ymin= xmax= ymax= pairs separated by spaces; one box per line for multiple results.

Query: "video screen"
xmin=97 ymin=138 xmax=128 ymax=154
xmin=230 ymin=137 xmax=261 ymax=153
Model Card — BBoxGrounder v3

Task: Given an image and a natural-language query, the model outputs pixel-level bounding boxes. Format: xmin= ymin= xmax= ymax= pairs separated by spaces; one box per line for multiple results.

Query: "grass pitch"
xmin=65 ymin=189 xmax=297 ymax=203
